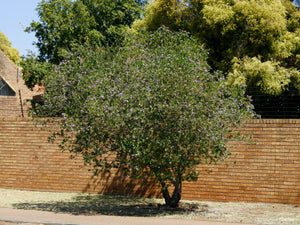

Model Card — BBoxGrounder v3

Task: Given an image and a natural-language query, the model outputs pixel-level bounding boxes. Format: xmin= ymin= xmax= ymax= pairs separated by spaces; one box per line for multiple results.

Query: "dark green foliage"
xmin=35 ymin=27 xmax=254 ymax=207
xmin=23 ymin=0 xmax=145 ymax=88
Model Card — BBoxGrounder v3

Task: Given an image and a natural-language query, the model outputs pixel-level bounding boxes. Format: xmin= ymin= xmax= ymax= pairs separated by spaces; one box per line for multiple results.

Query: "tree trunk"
xmin=161 ymin=180 xmax=182 ymax=208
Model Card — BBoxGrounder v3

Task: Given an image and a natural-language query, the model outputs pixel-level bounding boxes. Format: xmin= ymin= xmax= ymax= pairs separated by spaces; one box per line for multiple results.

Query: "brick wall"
xmin=185 ymin=119 xmax=300 ymax=204
xmin=0 ymin=118 xmax=160 ymax=198
xmin=0 ymin=118 xmax=299 ymax=204
xmin=0 ymin=96 xmax=22 ymax=117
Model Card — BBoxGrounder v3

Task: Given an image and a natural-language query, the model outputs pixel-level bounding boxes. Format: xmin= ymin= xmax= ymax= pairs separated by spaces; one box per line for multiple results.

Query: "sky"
xmin=0 ymin=0 xmax=40 ymax=56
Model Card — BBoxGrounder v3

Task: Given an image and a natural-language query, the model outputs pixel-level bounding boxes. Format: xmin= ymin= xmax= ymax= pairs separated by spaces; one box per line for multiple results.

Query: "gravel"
xmin=0 ymin=188 xmax=299 ymax=225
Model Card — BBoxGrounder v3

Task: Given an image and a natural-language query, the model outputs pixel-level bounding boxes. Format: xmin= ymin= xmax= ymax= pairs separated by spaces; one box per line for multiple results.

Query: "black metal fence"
xmin=251 ymin=93 xmax=300 ymax=119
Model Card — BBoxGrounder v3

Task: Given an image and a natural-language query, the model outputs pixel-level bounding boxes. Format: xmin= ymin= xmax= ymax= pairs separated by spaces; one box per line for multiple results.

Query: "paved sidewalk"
xmin=0 ymin=207 xmax=254 ymax=225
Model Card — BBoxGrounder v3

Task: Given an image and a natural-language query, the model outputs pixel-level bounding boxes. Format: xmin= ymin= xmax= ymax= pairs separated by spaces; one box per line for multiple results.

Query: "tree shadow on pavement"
xmin=13 ymin=194 xmax=208 ymax=217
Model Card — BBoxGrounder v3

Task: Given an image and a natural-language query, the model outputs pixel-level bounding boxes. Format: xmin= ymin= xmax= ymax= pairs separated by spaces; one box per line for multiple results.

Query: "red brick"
xmin=0 ymin=118 xmax=299 ymax=204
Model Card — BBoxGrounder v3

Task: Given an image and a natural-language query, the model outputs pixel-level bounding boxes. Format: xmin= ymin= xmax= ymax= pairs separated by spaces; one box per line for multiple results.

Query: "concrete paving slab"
xmin=0 ymin=207 xmax=254 ymax=225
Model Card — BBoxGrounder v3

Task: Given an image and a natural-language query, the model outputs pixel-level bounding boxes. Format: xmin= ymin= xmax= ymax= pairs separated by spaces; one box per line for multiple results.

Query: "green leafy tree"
xmin=23 ymin=0 xmax=145 ymax=89
xmin=228 ymin=57 xmax=300 ymax=95
xmin=35 ymin=27 xmax=254 ymax=207
xmin=0 ymin=31 xmax=19 ymax=65
xmin=81 ymin=0 xmax=145 ymax=46
xmin=21 ymin=53 xmax=52 ymax=89
xmin=133 ymin=0 xmax=186 ymax=31
xmin=26 ymin=0 xmax=102 ymax=64
xmin=135 ymin=0 xmax=300 ymax=95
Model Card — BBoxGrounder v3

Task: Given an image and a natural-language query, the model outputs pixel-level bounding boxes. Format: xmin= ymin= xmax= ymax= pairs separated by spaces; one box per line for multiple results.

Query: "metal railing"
xmin=250 ymin=93 xmax=300 ymax=119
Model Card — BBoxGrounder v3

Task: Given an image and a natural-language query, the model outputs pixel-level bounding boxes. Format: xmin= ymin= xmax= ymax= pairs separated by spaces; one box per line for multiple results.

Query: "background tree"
xmin=135 ymin=0 xmax=300 ymax=96
xmin=0 ymin=31 xmax=19 ymax=65
xmin=27 ymin=0 xmax=103 ymax=64
xmin=81 ymin=0 xmax=145 ymax=46
xmin=23 ymin=0 xmax=145 ymax=89
xmin=133 ymin=0 xmax=186 ymax=31
xmin=227 ymin=56 xmax=300 ymax=95
xmin=36 ymin=27 xmax=254 ymax=207
xmin=21 ymin=53 xmax=52 ymax=89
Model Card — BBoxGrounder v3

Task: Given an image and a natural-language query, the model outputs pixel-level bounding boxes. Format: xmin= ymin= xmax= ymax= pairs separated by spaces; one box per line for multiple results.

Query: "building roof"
xmin=0 ymin=50 xmax=41 ymax=117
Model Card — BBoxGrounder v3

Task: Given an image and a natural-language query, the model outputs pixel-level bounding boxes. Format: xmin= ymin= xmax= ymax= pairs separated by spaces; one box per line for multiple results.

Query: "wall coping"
xmin=0 ymin=117 xmax=35 ymax=122
xmin=0 ymin=96 xmax=17 ymax=98
xmin=246 ymin=119 xmax=300 ymax=124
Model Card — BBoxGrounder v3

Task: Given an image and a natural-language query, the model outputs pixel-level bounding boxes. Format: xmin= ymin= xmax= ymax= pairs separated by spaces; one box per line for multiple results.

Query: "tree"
xmin=23 ymin=0 xmax=145 ymax=89
xmin=26 ymin=0 xmax=102 ymax=64
xmin=81 ymin=0 xmax=145 ymax=46
xmin=135 ymin=0 xmax=300 ymax=95
xmin=227 ymin=56 xmax=300 ymax=95
xmin=36 ymin=27 xmax=254 ymax=207
xmin=133 ymin=0 xmax=186 ymax=31
xmin=22 ymin=0 xmax=101 ymax=89
xmin=21 ymin=53 xmax=52 ymax=89
xmin=0 ymin=31 xmax=19 ymax=65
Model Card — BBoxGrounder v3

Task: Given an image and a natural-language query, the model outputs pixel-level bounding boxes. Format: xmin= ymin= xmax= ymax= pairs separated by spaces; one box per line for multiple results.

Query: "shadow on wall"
xmin=83 ymin=168 xmax=162 ymax=199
